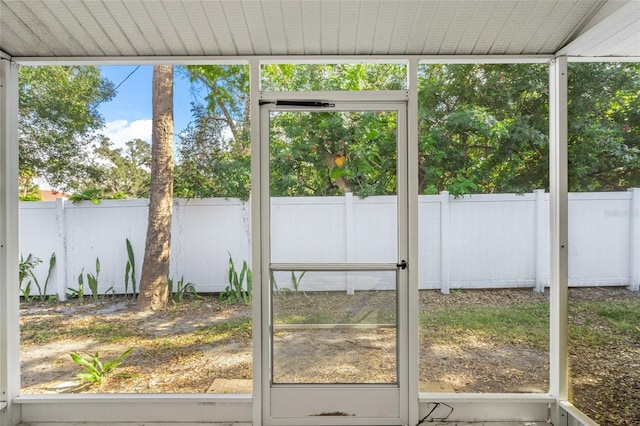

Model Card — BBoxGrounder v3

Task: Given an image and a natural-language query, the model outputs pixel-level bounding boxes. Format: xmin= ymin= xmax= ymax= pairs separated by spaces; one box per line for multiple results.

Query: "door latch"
xmin=396 ymin=260 xmax=407 ymax=270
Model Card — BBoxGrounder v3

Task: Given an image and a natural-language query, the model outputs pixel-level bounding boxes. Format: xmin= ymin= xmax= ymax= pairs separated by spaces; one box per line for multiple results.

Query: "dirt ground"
xmin=19 ymin=287 xmax=639 ymax=425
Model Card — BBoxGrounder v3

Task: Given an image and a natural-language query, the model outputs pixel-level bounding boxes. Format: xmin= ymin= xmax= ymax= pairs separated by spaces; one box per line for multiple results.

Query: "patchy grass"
xmin=420 ymin=302 xmax=550 ymax=350
xmin=19 ymin=288 xmax=639 ymax=425
xmin=569 ymin=299 xmax=640 ymax=347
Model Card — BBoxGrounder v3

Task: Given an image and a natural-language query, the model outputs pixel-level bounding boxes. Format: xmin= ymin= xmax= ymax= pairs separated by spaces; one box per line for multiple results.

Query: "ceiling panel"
xmin=337 ymin=1 xmax=359 ymax=55
xmin=84 ymin=0 xmax=139 ymax=56
xmin=0 ymin=0 xmax=638 ymax=60
xmin=262 ymin=2 xmax=286 ymax=55
xmin=320 ymin=1 xmax=341 ymax=55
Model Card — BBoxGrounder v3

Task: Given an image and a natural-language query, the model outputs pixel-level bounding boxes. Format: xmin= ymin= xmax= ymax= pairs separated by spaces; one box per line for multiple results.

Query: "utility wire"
xmin=108 ymin=65 xmax=141 ymax=97
xmin=92 ymin=65 xmax=141 ymax=113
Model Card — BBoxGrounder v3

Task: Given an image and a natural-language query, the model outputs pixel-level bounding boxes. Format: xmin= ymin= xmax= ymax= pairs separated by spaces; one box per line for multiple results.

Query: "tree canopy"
xmin=174 ymin=62 xmax=638 ymax=199
xmin=19 ymin=65 xmax=115 ymax=192
xmin=173 ymin=66 xmax=250 ymax=199
xmin=72 ymin=137 xmax=151 ymax=202
xmin=21 ymin=62 xmax=638 ymax=200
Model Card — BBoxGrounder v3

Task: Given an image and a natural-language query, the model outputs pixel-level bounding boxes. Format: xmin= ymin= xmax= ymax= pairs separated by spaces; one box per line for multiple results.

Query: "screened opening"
xmin=9 ymin=57 xmax=639 ymax=425
xmin=19 ymin=64 xmax=253 ymax=395
xmin=566 ymin=61 xmax=640 ymax=426
xmin=416 ymin=63 xmax=551 ymax=394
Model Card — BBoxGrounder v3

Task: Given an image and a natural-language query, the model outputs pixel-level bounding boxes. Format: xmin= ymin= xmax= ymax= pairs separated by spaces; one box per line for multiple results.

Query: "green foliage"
xmin=70 ymin=346 xmax=134 ymax=386
xmin=124 ymin=238 xmax=137 ymax=298
xmin=86 ymin=258 xmax=101 ymax=301
xmin=68 ymin=188 xmax=102 ymax=204
xmin=220 ymin=253 xmax=252 ymax=304
xmin=261 ymin=63 xmax=406 ymax=91
xmin=175 ymin=63 xmax=405 ymax=199
xmin=19 ymin=252 xmax=56 ymax=302
xmin=71 ymin=258 xmax=101 ymax=301
xmin=174 ymin=66 xmax=250 ymax=199
xmin=19 ymin=253 xmax=41 ymax=302
xmin=567 ymin=62 xmax=640 ymax=191
xmin=291 ymin=271 xmax=306 ymax=292
xmin=19 ymin=181 xmax=42 ymax=201
xmin=269 ymin=110 xmax=398 ymax=197
xmin=40 ymin=252 xmax=56 ymax=301
xmin=68 ymin=268 xmax=85 ymax=302
xmin=569 ymin=300 xmax=640 ymax=346
xmin=417 ymin=62 xmax=640 ymax=196
xmin=179 ymin=62 xmax=640 ymax=199
xmin=168 ymin=276 xmax=200 ymax=302
xmin=75 ymin=137 xmax=151 ymax=200
xmin=19 ymin=65 xmax=115 ymax=192
xmin=418 ymin=63 xmax=550 ymax=196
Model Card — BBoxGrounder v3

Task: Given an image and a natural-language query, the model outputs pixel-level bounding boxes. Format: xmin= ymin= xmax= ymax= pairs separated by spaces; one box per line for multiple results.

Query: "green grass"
xmin=420 ymin=299 xmax=639 ymax=352
xmin=569 ymin=300 xmax=640 ymax=348
xmin=420 ymin=302 xmax=550 ymax=350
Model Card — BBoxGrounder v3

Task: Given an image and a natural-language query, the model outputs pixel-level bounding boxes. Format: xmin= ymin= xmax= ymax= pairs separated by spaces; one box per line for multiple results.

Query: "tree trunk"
xmin=138 ymin=65 xmax=174 ymax=311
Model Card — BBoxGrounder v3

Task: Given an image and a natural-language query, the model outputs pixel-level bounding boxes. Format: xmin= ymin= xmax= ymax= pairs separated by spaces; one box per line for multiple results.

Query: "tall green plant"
xmin=86 ymin=258 xmax=101 ymax=301
xmin=69 ymin=258 xmax=100 ymax=301
xmin=220 ymin=252 xmax=252 ymax=305
xmin=124 ymin=238 xmax=137 ymax=297
xmin=68 ymin=269 xmax=85 ymax=302
xmin=40 ymin=252 xmax=57 ymax=301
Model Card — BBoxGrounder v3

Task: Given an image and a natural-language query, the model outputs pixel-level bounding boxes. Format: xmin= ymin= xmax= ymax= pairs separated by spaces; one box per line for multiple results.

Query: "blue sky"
xmin=97 ymin=65 xmax=202 ymax=149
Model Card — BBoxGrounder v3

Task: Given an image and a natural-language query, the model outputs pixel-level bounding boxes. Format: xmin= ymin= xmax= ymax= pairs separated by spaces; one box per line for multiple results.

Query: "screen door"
xmin=260 ymin=101 xmax=408 ymax=425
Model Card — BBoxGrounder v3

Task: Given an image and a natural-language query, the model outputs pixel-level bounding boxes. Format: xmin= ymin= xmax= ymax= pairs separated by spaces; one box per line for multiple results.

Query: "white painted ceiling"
xmin=0 ymin=0 xmax=638 ymax=59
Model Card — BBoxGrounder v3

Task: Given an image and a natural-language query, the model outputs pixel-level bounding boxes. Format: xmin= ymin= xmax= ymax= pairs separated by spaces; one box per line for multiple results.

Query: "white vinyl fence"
xmin=19 ymin=189 xmax=640 ymax=299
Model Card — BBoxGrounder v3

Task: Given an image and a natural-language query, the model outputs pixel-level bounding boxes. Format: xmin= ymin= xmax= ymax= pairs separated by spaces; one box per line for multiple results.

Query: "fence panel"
xmin=18 ymin=190 xmax=638 ymax=297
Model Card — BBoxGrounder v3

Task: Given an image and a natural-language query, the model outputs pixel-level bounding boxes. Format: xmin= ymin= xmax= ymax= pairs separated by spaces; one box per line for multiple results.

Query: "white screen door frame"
xmin=257 ymin=95 xmax=409 ymax=426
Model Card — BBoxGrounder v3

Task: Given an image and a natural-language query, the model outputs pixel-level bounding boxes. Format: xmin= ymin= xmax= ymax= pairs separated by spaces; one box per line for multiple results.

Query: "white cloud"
xmin=99 ymin=119 xmax=152 ymax=149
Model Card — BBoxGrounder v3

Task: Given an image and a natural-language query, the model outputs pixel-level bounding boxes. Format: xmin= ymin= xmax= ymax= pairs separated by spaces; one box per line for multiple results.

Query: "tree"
xmin=418 ymin=63 xmax=550 ymax=196
xmin=173 ymin=65 xmax=250 ymax=199
xmin=71 ymin=137 xmax=151 ymax=202
xmin=138 ymin=65 xmax=174 ymax=311
xmin=73 ymin=137 xmax=151 ymax=200
xmin=567 ymin=62 xmax=640 ymax=191
xmin=264 ymin=64 xmax=404 ymax=197
xmin=174 ymin=104 xmax=250 ymax=199
xmin=18 ymin=65 xmax=115 ymax=191
xmin=268 ymin=110 xmax=398 ymax=197
xmin=417 ymin=62 xmax=640 ymax=196
xmin=176 ymin=62 xmax=638 ymax=200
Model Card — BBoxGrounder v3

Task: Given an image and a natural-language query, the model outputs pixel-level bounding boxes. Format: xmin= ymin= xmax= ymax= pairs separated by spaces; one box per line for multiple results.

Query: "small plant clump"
xmin=19 ymin=252 xmax=57 ymax=302
xmin=68 ymin=258 xmax=106 ymax=301
xmin=70 ymin=346 xmax=134 ymax=386
xmin=220 ymin=252 xmax=252 ymax=305
xmin=168 ymin=275 xmax=201 ymax=302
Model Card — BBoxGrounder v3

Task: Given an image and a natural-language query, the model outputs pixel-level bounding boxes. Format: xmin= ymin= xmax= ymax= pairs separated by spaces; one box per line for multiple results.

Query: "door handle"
xmin=396 ymin=260 xmax=407 ymax=270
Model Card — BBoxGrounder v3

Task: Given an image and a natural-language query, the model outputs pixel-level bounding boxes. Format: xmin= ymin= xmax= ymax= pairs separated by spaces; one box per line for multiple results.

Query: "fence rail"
xmin=18 ymin=189 xmax=639 ymax=299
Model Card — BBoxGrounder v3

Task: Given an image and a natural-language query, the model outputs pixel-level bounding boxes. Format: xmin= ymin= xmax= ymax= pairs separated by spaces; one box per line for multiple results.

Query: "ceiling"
xmin=0 ymin=0 xmax=639 ymax=60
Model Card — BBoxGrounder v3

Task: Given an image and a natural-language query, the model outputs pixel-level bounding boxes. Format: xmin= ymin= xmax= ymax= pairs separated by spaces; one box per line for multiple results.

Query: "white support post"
xmin=534 ymin=189 xmax=546 ymax=292
xmin=440 ymin=191 xmax=451 ymax=294
xmin=249 ymin=59 xmax=263 ymax=426
xmin=0 ymin=57 xmax=21 ymax=426
xmin=549 ymin=56 xmax=569 ymax=425
xmin=629 ymin=188 xmax=639 ymax=292
xmin=55 ymin=198 xmax=68 ymax=300
xmin=407 ymin=58 xmax=420 ymax=426
xmin=345 ymin=192 xmax=355 ymax=295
